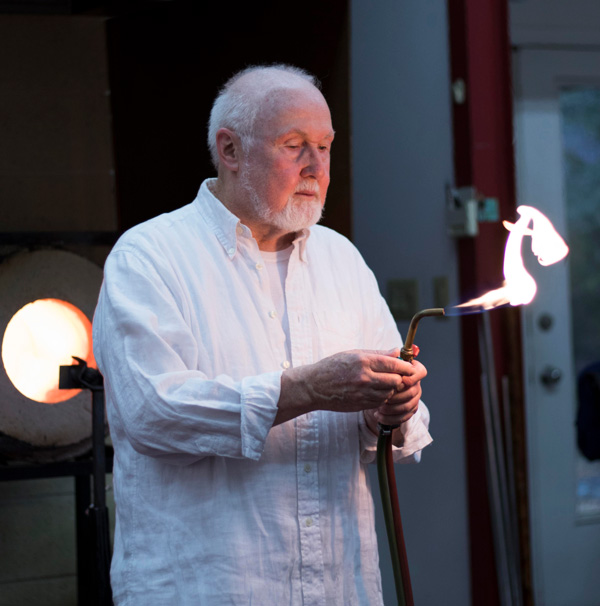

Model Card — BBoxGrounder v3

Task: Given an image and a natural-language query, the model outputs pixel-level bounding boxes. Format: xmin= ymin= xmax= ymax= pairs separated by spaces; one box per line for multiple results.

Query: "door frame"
xmin=448 ymin=1 xmax=532 ymax=604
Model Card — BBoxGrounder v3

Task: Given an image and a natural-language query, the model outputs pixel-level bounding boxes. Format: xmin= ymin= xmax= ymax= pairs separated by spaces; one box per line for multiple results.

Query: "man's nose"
xmin=300 ymin=146 xmax=328 ymax=179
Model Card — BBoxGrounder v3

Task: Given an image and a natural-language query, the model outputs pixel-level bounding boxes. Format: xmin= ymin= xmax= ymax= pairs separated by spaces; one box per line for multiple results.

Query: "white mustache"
xmin=295 ymin=180 xmax=320 ymax=194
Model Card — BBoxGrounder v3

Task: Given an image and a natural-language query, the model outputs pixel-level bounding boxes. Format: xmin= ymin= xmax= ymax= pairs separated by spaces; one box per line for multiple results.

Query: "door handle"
xmin=540 ymin=366 xmax=562 ymax=387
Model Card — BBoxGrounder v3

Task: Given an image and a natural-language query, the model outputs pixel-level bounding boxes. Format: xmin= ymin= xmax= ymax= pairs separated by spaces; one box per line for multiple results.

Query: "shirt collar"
xmin=193 ymin=179 xmax=244 ymax=260
xmin=292 ymin=229 xmax=310 ymax=262
xmin=193 ymin=178 xmax=311 ymax=262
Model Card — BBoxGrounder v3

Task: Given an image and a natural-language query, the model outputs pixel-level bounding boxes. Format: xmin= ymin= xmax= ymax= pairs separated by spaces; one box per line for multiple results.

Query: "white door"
xmin=513 ymin=49 xmax=600 ymax=606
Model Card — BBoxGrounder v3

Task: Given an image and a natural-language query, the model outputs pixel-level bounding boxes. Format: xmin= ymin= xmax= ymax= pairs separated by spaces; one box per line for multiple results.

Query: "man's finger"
xmin=367 ymin=354 xmax=413 ymax=375
xmin=374 ymin=407 xmax=417 ymax=425
xmin=399 ymin=360 xmax=427 ymax=386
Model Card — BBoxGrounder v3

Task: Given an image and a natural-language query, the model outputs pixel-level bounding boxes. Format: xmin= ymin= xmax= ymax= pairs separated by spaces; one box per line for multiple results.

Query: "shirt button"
xmin=305 ymin=518 xmax=313 ymax=527
xmin=304 ymin=463 xmax=311 ymax=473
xmin=282 ymin=360 xmax=290 ymax=369
xmin=255 ymin=263 xmax=264 ymax=271
xmin=268 ymin=310 xmax=277 ymax=319
xmin=227 ymin=247 xmax=235 ymax=256
xmin=236 ymin=225 xmax=243 ymax=235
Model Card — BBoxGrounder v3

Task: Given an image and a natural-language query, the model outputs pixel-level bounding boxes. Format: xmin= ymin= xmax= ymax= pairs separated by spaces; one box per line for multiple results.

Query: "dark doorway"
xmin=105 ymin=1 xmax=352 ymax=238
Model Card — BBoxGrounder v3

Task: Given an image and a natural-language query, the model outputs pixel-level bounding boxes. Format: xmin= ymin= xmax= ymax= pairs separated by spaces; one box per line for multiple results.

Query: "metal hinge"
xmin=446 ymin=185 xmax=500 ymax=237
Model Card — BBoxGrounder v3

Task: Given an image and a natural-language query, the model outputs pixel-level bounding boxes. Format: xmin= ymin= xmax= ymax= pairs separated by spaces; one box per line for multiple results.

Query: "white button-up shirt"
xmin=93 ymin=179 xmax=432 ymax=606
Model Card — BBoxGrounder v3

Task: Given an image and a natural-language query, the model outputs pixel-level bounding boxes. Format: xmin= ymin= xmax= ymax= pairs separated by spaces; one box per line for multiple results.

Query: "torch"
xmin=376 ymin=205 xmax=569 ymax=606
xmin=377 ymin=307 xmax=444 ymax=606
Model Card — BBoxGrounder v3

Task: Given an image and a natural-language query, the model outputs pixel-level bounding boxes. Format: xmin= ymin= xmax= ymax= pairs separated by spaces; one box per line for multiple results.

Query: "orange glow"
xmin=1 ymin=299 xmax=95 ymax=403
xmin=457 ymin=205 xmax=569 ymax=311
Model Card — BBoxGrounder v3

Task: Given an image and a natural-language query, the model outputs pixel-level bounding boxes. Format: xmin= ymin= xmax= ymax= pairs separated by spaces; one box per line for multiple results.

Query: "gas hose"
xmin=376 ymin=308 xmax=444 ymax=606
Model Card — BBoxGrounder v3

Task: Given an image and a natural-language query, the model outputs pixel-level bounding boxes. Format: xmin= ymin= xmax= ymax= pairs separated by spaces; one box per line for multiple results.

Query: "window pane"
xmin=560 ymin=87 xmax=600 ymax=520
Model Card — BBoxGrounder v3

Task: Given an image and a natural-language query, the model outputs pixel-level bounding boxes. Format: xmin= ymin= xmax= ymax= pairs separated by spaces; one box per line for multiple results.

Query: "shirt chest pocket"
xmin=311 ymin=310 xmax=362 ymax=360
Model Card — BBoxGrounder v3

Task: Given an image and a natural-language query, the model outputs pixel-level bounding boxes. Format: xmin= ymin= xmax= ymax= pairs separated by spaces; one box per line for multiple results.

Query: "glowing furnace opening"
xmin=1 ymin=298 xmax=95 ymax=403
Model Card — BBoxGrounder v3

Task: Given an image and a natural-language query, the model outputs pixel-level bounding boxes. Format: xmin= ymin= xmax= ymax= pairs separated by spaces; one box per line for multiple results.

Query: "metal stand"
xmin=59 ymin=358 xmax=113 ymax=606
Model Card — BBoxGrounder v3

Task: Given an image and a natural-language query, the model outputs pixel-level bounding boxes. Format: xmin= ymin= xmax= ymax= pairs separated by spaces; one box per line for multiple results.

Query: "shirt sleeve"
xmin=351 ymin=249 xmax=433 ymax=463
xmin=93 ymin=247 xmax=280 ymax=465
xmin=358 ymin=403 xmax=433 ymax=464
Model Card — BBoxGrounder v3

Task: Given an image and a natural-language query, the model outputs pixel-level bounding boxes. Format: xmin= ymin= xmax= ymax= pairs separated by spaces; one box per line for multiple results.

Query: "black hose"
xmin=377 ymin=428 xmax=409 ymax=605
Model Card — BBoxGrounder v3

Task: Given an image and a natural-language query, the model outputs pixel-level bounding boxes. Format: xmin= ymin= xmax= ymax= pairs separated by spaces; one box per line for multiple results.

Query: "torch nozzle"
xmin=400 ymin=308 xmax=445 ymax=362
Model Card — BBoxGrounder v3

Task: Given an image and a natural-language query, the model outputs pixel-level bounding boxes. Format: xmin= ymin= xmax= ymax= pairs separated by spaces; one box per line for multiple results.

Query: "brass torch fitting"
xmin=400 ymin=308 xmax=445 ymax=362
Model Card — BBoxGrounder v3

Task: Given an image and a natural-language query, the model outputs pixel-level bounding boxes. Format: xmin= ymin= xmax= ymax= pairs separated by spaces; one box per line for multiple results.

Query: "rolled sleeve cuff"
xmin=359 ymin=404 xmax=433 ymax=464
xmin=240 ymin=371 xmax=282 ymax=460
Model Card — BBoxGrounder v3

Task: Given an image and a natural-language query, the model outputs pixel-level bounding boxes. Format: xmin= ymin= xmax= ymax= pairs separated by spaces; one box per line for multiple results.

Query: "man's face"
xmin=238 ymin=87 xmax=334 ymax=233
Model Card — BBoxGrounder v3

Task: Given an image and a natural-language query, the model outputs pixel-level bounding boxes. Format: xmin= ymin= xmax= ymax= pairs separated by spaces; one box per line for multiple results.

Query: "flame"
xmin=1 ymin=298 xmax=95 ymax=404
xmin=455 ymin=205 xmax=569 ymax=312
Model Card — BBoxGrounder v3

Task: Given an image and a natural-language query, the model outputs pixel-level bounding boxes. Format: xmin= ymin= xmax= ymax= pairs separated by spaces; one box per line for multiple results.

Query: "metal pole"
xmin=60 ymin=359 xmax=113 ymax=606
xmin=502 ymin=374 xmax=523 ymax=606
xmin=90 ymin=386 xmax=112 ymax=606
xmin=478 ymin=313 xmax=517 ymax=606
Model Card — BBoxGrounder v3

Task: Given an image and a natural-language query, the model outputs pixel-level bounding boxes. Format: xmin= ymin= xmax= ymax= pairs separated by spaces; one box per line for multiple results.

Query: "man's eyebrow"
xmin=278 ymin=129 xmax=336 ymax=140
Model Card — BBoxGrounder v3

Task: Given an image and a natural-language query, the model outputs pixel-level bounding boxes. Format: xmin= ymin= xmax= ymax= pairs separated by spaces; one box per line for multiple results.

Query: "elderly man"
xmin=93 ymin=64 xmax=432 ymax=605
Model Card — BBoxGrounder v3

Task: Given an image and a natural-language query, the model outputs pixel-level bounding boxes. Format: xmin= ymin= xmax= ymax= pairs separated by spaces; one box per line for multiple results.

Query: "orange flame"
xmin=456 ymin=205 xmax=569 ymax=311
xmin=1 ymin=298 xmax=95 ymax=403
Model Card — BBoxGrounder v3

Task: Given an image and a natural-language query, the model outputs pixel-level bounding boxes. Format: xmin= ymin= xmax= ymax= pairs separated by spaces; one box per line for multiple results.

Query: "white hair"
xmin=207 ymin=64 xmax=320 ymax=170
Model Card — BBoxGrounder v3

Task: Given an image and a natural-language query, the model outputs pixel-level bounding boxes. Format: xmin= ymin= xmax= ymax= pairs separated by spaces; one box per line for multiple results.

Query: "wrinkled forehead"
xmin=255 ymin=87 xmax=332 ymax=140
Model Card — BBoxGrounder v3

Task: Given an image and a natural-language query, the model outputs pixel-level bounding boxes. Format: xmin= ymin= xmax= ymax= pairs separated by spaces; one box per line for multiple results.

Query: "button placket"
xmin=296 ymin=411 xmax=326 ymax=604
xmin=286 ymin=251 xmax=312 ymax=369
xmin=249 ymin=248 xmax=289 ymax=368
xmin=286 ymin=252 xmax=326 ymax=603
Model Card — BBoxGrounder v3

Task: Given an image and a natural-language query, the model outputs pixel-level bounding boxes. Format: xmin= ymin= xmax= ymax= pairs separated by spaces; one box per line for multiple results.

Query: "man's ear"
xmin=216 ymin=128 xmax=242 ymax=172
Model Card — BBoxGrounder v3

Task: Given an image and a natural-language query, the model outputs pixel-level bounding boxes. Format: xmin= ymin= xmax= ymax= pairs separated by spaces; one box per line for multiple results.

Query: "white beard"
xmin=239 ymin=165 xmax=324 ymax=233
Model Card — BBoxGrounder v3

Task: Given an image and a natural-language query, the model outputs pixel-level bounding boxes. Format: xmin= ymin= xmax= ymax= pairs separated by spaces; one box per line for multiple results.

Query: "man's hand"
xmin=362 ymin=356 xmax=426 ymax=436
xmin=275 ymin=348 xmax=427 ymax=426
